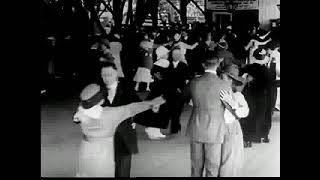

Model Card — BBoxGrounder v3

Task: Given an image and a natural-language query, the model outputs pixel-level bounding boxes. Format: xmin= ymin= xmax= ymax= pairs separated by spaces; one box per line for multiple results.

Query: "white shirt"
xmin=173 ymin=61 xmax=180 ymax=69
xmin=271 ymin=50 xmax=280 ymax=79
xmin=154 ymin=58 xmax=170 ymax=68
xmin=107 ymin=81 xmax=118 ymax=103
xmin=204 ymin=69 xmax=217 ymax=75
xmin=224 ymin=92 xmax=249 ymax=124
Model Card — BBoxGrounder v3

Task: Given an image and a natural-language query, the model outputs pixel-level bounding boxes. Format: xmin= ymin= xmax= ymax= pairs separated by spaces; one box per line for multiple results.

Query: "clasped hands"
xmin=150 ymin=96 xmax=166 ymax=112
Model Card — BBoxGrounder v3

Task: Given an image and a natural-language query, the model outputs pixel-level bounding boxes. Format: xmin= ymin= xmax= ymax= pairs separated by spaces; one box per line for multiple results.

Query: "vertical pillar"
xmin=151 ymin=0 xmax=160 ymax=28
xmin=126 ymin=0 xmax=133 ymax=25
xmin=113 ymin=0 xmax=123 ymax=32
xmin=135 ymin=0 xmax=146 ymax=27
xmin=180 ymin=0 xmax=188 ymax=26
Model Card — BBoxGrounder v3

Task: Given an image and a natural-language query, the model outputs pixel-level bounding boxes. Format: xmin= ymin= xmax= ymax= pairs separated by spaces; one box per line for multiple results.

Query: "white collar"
xmin=107 ymin=81 xmax=118 ymax=91
xmin=205 ymin=69 xmax=217 ymax=75
xmin=173 ymin=61 xmax=180 ymax=68
xmin=79 ymin=105 xmax=103 ymax=119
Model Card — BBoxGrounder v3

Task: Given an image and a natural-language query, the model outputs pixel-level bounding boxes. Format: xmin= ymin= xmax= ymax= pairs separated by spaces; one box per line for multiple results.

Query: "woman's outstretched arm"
xmin=109 ymin=96 xmax=166 ymax=124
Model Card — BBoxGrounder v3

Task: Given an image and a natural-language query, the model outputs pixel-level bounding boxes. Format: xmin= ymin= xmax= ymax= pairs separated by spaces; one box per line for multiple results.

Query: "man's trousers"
xmin=190 ymin=121 xmax=244 ymax=177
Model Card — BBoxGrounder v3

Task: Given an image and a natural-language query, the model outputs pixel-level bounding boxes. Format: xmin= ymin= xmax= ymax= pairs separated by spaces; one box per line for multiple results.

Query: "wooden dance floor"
xmin=41 ymin=93 xmax=280 ymax=177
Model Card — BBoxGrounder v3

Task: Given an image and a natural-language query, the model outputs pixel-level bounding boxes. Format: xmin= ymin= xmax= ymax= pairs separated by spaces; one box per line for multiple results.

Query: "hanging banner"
xmin=206 ymin=0 xmax=259 ymax=10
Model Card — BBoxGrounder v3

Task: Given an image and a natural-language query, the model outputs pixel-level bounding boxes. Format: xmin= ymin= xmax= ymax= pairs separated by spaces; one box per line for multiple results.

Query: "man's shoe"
xmin=154 ymin=128 xmax=166 ymax=138
xmin=244 ymin=141 xmax=252 ymax=148
xmin=252 ymin=138 xmax=262 ymax=143
xmin=170 ymin=128 xmax=181 ymax=134
xmin=262 ymin=137 xmax=270 ymax=143
xmin=146 ymin=128 xmax=166 ymax=140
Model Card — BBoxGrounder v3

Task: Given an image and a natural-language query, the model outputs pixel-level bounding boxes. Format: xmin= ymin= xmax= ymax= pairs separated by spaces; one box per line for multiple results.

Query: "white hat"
xmin=154 ymin=59 xmax=170 ymax=68
xmin=140 ymin=40 xmax=153 ymax=49
xmin=155 ymin=46 xmax=169 ymax=58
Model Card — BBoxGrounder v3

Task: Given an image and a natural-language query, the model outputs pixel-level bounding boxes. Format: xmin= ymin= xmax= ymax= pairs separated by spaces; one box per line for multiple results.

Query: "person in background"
xmin=133 ymin=33 xmax=155 ymax=91
xmin=224 ymin=24 xmax=246 ymax=65
xmin=190 ymin=32 xmax=214 ymax=76
xmin=133 ymin=31 xmax=171 ymax=91
xmin=266 ymin=41 xmax=280 ymax=111
xmin=219 ymin=64 xmax=249 ymax=176
xmin=108 ymin=30 xmax=124 ymax=78
xmin=251 ymin=47 xmax=271 ymax=65
xmin=166 ymin=48 xmax=192 ymax=134
xmin=170 ymin=30 xmax=199 ymax=65
xmin=135 ymin=46 xmax=171 ymax=139
xmin=244 ymin=25 xmax=272 ymax=64
xmin=241 ymin=48 xmax=273 ymax=144
xmin=216 ymin=41 xmax=242 ymax=70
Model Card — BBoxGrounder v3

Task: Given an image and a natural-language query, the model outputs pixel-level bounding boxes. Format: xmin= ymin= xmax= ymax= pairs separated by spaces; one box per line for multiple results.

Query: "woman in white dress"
xmin=73 ymin=84 xmax=165 ymax=177
xmin=170 ymin=31 xmax=199 ymax=65
xmin=244 ymin=38 xmax=272 ymax=64
xmin=219 ymin=64 xmax=249 ymax=176
xmin=109 ymin=35 xmax=124 ymax=78
xmin=133 ymin=34 xmax=155 ymax=91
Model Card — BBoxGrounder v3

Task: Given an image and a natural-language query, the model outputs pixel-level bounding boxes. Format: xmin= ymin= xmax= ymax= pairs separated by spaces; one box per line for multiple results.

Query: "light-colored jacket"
xmin=186 ymin=72 xmax=231 ymax=143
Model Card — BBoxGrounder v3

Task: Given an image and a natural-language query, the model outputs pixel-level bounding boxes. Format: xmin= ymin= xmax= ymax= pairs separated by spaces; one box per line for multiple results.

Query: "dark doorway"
xmin=215 ymin=13 xmax=232 ymax=30
xmin=232 ymin=10 xmax=259 ymax=38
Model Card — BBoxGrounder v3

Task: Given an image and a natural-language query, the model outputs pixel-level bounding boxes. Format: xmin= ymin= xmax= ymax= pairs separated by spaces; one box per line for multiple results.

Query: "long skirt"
xmin=134 ymin=80 xmax=170 ymax=129
xmin=114 ymin=55 xmax=125 ymax=78
xmin=77 ymin=137 xmax=115 ymax=177
xmin=220 ymin=121 xmax=244 ymax=177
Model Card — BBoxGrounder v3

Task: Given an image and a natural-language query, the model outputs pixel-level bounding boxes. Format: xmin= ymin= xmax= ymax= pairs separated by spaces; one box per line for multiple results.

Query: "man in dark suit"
xmin=99 ymin=61 xmax=140 ymax=177
xmin=166 ymin=48 xmax=192 ymax=134
xmin=183 ymin=52 xmax=231 ymax=177
xmin=216 ymin=41 xmax=242 ymax=69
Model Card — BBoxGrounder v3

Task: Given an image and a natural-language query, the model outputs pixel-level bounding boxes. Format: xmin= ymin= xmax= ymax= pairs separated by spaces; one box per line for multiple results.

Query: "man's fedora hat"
xmin=221 ymin=64 xmax=245 ymax=86
xmin=217 ymin=41 xmax=228 ymax=49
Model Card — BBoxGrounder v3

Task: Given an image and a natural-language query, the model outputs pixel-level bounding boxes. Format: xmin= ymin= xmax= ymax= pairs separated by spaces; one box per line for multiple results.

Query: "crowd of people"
xmin=71 ymin=20 xmax=280 ymax=177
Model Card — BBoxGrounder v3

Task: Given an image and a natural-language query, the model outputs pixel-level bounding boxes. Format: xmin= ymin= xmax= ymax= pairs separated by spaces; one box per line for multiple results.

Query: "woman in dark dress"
xmin=134 ymin=46 xmax=171 ymax=139
xmin=240 ymin=48 xmax=273 ymax=146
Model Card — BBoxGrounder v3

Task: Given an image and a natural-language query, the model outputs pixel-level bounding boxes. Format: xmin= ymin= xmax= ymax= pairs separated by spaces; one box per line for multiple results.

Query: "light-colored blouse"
xmin=224 ymin=92 xmax=249 ymax=124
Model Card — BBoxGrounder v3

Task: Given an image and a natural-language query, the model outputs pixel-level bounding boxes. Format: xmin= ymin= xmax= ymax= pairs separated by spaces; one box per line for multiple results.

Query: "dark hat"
xmin=204 ymin=50 xmax=220 ymax=66
xmin=266 ymin=41 xmax=280 ymax=50
xmin=221 ymin=64 xmax=245 ymax=86
xmin=241 ymin=63 xmax=263 ymax=79
xmin=217 ymin=41 xmax=228 ymax=49
xmin=80 ymin=84 xmax=105 ymax=109
xmin=253 ymin=48 xmax=267 ymax=60
xmin=99 ymin=52 xmax=115 ymax=63
xmin=101 ymin=20 xmax=112 ymax=28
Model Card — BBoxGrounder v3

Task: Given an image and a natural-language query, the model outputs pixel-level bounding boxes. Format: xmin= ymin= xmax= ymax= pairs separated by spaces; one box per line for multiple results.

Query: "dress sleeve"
xmin=253 ymin=39 xmax=270 ymax=46
xmin=123 ymin=102 xmax=153 ymax=119
xmin=244 ymin=40 xmax=253 ymax=51
xmin=101 ymin=102 xmax=152 ymax=126
xmin=234 ymin=93 xmax=249 ymax=118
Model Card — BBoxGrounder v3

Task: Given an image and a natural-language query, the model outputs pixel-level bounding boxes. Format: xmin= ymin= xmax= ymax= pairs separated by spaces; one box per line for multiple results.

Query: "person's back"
xmin=187 ymin=72 xmax=230 ymax=143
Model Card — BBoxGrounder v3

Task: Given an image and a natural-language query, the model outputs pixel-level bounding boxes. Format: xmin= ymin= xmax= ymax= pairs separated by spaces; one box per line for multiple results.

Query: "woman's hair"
xmin=99 ymin=61 xmax=117 ymax=71
xmin=172 ymin=30 xmax=181 ymax=38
